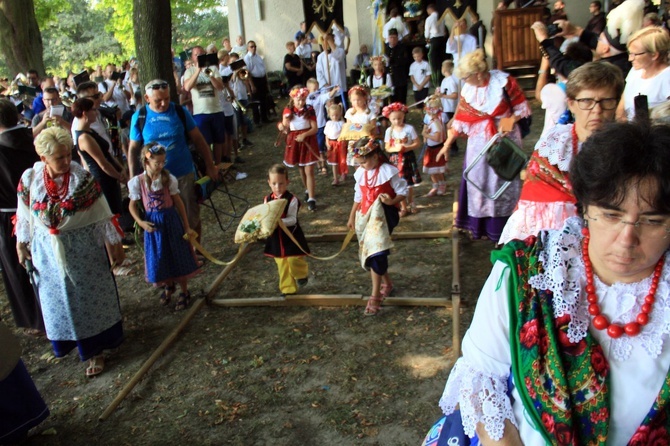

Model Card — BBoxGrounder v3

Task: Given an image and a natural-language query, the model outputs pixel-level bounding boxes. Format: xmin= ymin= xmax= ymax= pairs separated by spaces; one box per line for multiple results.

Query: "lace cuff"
xmin=439 ymin=358 xmax=518 ymax=441
xmin=100 ymin=220 xmax=122 ymax=245
xmin=15 ymin=214 xmax=31 ymax=244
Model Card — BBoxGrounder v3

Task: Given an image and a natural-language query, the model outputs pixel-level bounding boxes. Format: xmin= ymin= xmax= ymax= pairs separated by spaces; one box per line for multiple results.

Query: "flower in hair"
xmin=348 ymin=85 xmax=369 ymax=98
xmin=349 ymin=137 xmax=381 ymax=158
xmin=382 ymin=102 xmax=409 ymax=118
xmin=290 ymin=87 xmax=309 ymax=99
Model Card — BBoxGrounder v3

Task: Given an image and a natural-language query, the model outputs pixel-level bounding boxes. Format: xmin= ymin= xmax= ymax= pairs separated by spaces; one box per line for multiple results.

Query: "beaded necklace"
xmin=582 ymin=227 xmax=663 ymax=338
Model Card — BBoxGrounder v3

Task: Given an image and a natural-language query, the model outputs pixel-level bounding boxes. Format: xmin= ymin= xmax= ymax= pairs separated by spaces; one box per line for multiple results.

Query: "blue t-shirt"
xmin=129 ymin=103 xmax=197 ymax=178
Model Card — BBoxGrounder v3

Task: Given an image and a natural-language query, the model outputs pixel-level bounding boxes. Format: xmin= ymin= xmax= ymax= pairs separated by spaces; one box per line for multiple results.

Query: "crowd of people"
xmin=3 ymin=0 xmax=670 ymax=442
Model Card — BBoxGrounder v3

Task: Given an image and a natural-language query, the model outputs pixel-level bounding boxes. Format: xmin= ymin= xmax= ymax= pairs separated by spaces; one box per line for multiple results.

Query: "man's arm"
xmin=182 ymin=68 xmax=201 ymax=92
xmin=188 ymin=127 xmax=219 ymax=181
xmin=100 ymin=81 xmax=115 ymax=102
xmin=128 ymin=139 xmax=142 ymax=177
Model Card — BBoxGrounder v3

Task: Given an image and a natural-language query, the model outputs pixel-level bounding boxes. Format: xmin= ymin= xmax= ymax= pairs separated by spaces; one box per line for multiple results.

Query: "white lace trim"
xmin=460 ymin=70 xmax=509 ymax=115
xmin=528 ymin=217 xmax=670 ymax=360
xmin=439 ymin=359 xmax=518 ymax=441
xmin=535 ymin=124 xmax=581 ymax=171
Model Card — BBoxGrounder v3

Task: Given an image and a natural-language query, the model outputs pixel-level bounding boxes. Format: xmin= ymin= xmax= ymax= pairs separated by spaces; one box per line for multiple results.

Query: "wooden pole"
xmin=210 ymin=294 xmax=454 ymax=308
xmin=99 ymin=243 xmax=251 ymax=421
xmin=205 ymin=243 xmax=252 ymax=298
xmin=305 ymin=230 xmax=452 ymax=243
xmin=99 ymin=295 xmax=207 ymax=421
xmin=451 ymin=190 xmax=461 ymax=358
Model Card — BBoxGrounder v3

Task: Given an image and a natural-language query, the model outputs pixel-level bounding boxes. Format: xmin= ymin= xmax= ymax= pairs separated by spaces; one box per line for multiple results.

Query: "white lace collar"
xmin=528 ymin=217 xmax=670 ymax=361
xmin=535 ymin=124 xmax=581 ymax=172
xmin=460 ymin=70 xmax=509 ymax=115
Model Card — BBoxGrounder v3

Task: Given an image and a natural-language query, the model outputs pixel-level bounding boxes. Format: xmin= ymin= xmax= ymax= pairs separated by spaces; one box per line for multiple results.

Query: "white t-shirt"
xmin=306 ymin=91 xmax=330 ymax=128
xmin=183 ymin=66 xmax=224 ymax=115
xmin=99 ymin=79 xmax=130 ymax=113
xmin=439 ymin=75 xmax=459 ymax=113
xmin=345 ymin=108 xmax=376 ymax=124
xmin=409 ymin=60 xmax=431 ymax=91
xmin=623 ymin=66 xmax=670 ymax=120
xmin=324 ymin=120 xmax=343 ymax=139
xmin=423 ymin=114 xmax=445 ymax=146
xmin=218 ymin=65 xmax=235 ymax=117
xmin=446 ymin=34 xmax=477 ymax=69
xmin=287 ymin=109 xmax=313 ymax=131
xmin=384 ymin=124 xmax=418 ymax=151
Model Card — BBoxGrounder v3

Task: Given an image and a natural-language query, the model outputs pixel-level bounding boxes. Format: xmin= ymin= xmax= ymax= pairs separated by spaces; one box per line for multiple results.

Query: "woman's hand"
xmin=139 ymin=221 xmax=155 ymax=233
xmin=347 ymin=217 xmax=355 ymax=231
xmin=118 ymin=170 xmax=129 ymax=184
xmin=436 ymin=145 xmax=449 ymax=162
xmin=531 ymin=21 xmax=549 ymax=42
xmin=17 ymin=242 xmax=30 ymax=268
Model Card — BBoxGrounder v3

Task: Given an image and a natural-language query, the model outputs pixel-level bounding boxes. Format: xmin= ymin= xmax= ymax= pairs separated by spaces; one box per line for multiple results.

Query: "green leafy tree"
xmin=40 ymin=0 xmax=123 ymax=76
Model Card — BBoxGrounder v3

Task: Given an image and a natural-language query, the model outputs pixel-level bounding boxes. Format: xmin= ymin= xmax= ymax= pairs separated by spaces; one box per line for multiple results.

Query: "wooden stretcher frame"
xmin=100 ymin=194 xmax=462 ymax=421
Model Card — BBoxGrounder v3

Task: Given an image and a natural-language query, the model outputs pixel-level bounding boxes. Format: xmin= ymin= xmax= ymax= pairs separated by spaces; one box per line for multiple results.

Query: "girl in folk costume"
xmin=128 ymin=143 xmax=200 ymax=311
xmin=324 ymin=103 xmax=347 ymax=186
xmin=383 ymin=102 xmax=422 ymax=216
xmin=16 ymin=127 xmax=124 ymax=377
xmin=347 ymin=138 xmax=408 ymax=316
xmin=264 ymin=164 xmax=310 ymax=295
xmin=437 ymin=49 xmax=531 ymax=243
xmin=279 ymin=86 xmax=319 ymax=211
xmin=343 ymin=85 xmax=378 ymax=173
xmin=367 ymin=56 xmax=393 ymax=118
xmin=421 ymin=96 xmax=448 ymax=197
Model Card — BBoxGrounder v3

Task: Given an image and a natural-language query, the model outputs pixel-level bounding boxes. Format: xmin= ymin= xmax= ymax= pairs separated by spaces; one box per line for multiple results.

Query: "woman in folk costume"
xmin=499 ymin=62 xmax=624 ymax=244
xmin=437 ymin=49 xmax=531 ymax=243
xmin=428 ymin=122 xmax=670 ymax=445
xmin=16 ymin=127 xmax=124 ymax=377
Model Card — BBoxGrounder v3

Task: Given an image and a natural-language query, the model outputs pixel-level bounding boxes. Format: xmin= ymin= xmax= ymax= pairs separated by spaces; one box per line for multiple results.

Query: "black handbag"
xmin=485 ymin=136 xmax=529 ymax=181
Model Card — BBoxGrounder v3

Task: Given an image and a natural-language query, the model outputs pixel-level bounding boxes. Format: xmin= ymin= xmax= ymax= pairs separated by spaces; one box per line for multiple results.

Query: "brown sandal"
xmin=364 ymin=295 xmax=383 ymax=316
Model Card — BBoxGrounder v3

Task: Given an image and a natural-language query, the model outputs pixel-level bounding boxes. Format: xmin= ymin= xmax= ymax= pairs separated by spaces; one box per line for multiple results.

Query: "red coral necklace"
xmin=43 ymin=168 xmax=70 ymax=203
xmin=582 ymin=227 xmax=663 ymax=338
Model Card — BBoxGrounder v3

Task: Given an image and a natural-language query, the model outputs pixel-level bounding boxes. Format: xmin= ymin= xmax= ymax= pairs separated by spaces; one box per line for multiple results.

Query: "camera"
xmin=547 ymin=23 xmax=562 ymax=37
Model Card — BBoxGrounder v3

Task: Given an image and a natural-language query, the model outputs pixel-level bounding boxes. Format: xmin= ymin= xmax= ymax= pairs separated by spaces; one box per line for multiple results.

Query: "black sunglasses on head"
xmin=148 ymin=144 xmax=166 ymax=154
xmin=148 ymin=82 xmax=169 ymax=90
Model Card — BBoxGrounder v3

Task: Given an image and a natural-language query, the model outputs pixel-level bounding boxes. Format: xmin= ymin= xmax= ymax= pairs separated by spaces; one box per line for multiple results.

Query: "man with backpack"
xmin=127 ymin=79 xmax=220 ymax=242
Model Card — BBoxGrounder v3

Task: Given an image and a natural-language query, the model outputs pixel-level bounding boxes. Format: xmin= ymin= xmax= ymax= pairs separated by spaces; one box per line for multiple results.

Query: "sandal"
xmin=86 ymin=355 xmax=105 ymax=377
xmin=399 ymin=209 xmax=409 ymax=218
xmin=380 ymin=282 xmax=394 ymax=298
xmin=113 ymin=265 xmax=135 ymax=276
xmin=364 ymin=295 xmax=384 ymax=316
xmin=160 ymin=284 xmax=176 ymax=306
xmin=331 ymin=180 xmax=340 ymax=186
xmin=174 ymin=292 xmax=191 ymax=311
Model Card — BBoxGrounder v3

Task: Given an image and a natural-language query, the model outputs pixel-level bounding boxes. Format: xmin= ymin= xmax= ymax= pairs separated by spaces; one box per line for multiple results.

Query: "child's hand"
xmin=296 ymin=134 xmax=305 ymax=142
xmin=140 ymin=221 xmax=155 ymax=233
xmin=379 ymin=193 xmax=392 ymax=205
xmin=184 ymin=228 xmax=197 ymax=239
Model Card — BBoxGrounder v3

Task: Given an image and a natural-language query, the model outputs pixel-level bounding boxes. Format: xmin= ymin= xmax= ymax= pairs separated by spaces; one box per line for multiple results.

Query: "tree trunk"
xmin=0 ymin=0 xmax=45 ymax=76
xmin=133 ymin=0 xmax=178 ymax=103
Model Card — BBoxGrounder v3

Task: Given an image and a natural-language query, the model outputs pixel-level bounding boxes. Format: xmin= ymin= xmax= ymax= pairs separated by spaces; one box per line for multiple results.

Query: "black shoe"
xmin=222 ymin=156 xmax=233 ymax=163
xmin=243 ymin=138 xmax=254 ymax=146
xmin=304 ymin=192 xmax=309 ymax=202
xmin=234 ymin=156 xmax=245 ymax=164
xmin=297 ymin=277 xmax=308 ymax=287
xmin=307 ymin=199 xmax=316 ymax=211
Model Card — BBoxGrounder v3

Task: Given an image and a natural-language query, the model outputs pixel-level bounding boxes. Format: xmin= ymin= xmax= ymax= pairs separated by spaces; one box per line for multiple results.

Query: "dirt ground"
xmin=3 ymin=95 xmax=544 ymax=445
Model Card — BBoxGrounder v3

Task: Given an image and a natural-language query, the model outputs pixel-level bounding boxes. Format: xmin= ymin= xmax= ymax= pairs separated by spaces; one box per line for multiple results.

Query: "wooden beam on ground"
xmin=305 ymin=230 xmax=453 ymax=243
xmin=451 ymin=191 xmax=462 ymax=358
xmin=204 ymin=243 xmax=252 ymax=298
xmin=210 ymin=294 xmax=456 ymax=309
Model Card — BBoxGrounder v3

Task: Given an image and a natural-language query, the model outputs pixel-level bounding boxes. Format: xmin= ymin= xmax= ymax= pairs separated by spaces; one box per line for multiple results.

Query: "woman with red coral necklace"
xmin=16 ymin=127 xmax=124 ymax=378
xmin=427 ymin=122 xmax=670 ymax=445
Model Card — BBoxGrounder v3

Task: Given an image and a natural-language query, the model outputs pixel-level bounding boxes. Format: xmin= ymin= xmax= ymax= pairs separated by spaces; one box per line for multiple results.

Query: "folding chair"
xmin=195 ymin=163 xmax=250 ymax=232
xmin=463 ymin=133 xmax=528 ymax=200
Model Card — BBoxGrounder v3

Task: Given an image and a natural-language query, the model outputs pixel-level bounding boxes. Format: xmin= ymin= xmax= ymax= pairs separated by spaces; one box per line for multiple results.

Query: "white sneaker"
xmin=235 ymin=172 xmax=248 ymax=180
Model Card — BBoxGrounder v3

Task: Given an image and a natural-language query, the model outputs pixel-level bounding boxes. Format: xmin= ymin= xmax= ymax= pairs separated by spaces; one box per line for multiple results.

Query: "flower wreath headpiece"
xmin=348 ymin=84 xmax=369 ymax=98
xmin=370 ymin=55 xmax=387 ymax=65
xmin=382 ymin=102 xmax=409 ymax=118
xmin=349 ymin=137 xmax=381 ymax=158
xmin=289 ymin=87 xmax=309 ymax=99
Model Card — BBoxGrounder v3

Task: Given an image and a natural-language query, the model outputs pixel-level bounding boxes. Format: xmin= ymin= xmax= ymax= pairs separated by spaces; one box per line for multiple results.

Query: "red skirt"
xmin=284 ymin=130 xmax=319 ymax=167
xmin=423 ymin=144 xmax=447 ymax=170
xmin=326 ymin=139 xmax=348 ymax=175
